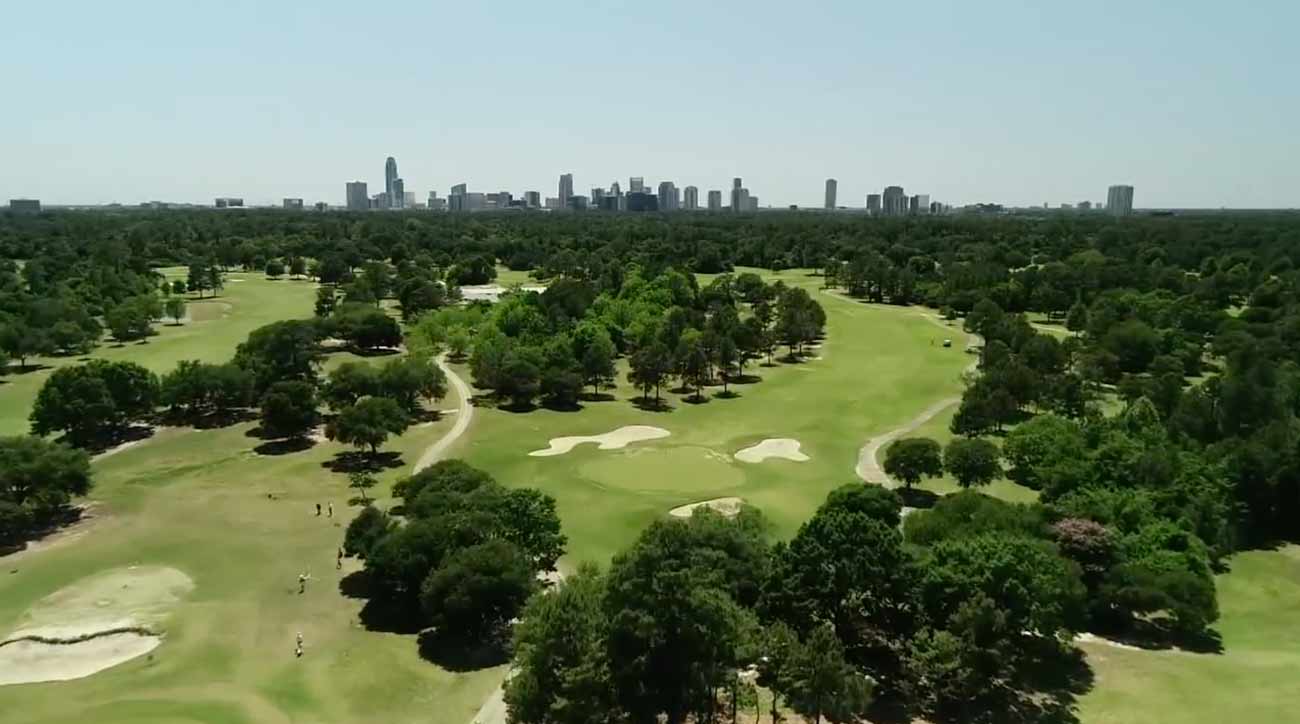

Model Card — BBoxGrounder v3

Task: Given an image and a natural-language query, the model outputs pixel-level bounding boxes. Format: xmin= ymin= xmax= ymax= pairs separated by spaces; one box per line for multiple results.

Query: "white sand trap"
xmin=735 ymin=438 xmax=809 ymax=463
xmin=0 ymin=633 xmax=161 ymax=685
xmin=0 ymin=566 xmax=192 ymax=685
xmin=669 ymin=497 xmax=746 ymax=518
xmin=529 ymin=426 xmax=670 ymax=457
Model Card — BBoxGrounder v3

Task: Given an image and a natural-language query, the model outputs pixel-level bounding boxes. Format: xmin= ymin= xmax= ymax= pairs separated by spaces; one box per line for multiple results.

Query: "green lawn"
xmin=455 ymin=269 xmax=973 ymax=564
xmin=0 ymin=270 xmax=318 ymax=436
xmin=0 ymin=271 xmax=501 ymax=723
xmin=1075 ymin=545 xmax=1300 ymax=724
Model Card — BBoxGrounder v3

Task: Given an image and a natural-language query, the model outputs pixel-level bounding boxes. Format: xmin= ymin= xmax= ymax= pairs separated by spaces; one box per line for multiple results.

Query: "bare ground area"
xmin=734 ymin=438 xmax=809 ymax=463
xmin=668 ymin=497 xmax=747 ymax=519
xmin=528 ymin=425 xmax=671 ymax=457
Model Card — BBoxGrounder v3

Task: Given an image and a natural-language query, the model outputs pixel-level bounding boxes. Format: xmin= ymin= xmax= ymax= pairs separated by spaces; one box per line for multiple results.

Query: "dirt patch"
xmin=669 ymin=497 xmax=745 ymax=518
xmin=0 ymin=566 xmax=192 ymax=685
xmin=735 ymin=438 xmax=809 ymax=463
xmin=529 ymin=426 xmax=670 ymax=457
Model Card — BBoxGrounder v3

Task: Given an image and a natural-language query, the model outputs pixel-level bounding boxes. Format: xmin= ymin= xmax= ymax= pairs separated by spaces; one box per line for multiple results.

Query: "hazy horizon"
xmin=2 ymin=0 xmax=1296 ymax=209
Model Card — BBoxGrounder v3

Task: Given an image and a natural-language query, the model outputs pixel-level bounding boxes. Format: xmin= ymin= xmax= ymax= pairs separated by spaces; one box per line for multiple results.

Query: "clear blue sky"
xmin=2 ymin=0 xmax=1296 ymax=208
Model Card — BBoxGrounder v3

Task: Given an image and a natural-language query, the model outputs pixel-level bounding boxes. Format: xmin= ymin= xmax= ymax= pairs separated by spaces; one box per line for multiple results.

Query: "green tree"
xmin=882 ymin=437 xmax=943 ymax=489
xmin=233 ymin=319 xmax=322 ymax=393
xmin=164 ymin=297 xmax=186 ymax=325
xmin=675 ymin=329 xmax=709 ymax=402
xmin=943 ymin=438 xmax=1002 ymax=488
xmin=265 ymin=258 xmax=285 ymax=279
xmin=420 ymin=539 xmax=536 ymax=637
xmin=30 ymin=361 xmax=158 ymax=446
xmin=259 ymin=380 xmax=319 ymax=441
xmin=322 ymin=361 xmax=380 ymax=410
xmin=343 ymin=505 xmax=393 ymax=558
xmin=580 ymin=328 xmax=617 ymax=396
xmin=0 ymin=321 xmax=54 ymax=368
xmin=0 ymin=436 xmax=92 ymax=517
xmin=505 ymin=564 xmax=618 ymax=724
xmin=332 ymin=397 xmax=410 ymax=454
xmin=379 ymin=356 xmax=447 ymax=414
xmin=779 ymin=623 xmax=873 ymax=724
xmin=348 ymin=470 xmax=378 ymax=503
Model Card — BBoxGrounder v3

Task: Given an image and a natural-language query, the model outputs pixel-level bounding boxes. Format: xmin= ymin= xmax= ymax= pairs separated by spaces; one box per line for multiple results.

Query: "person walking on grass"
xmin=315 ymin=503 xmax=321 ymax=516
xmin=336 ymin=547 xmax=343 ymax=570
xmin=327 ymin=502 xmax=334 ymax=518
xmin=298 ymin=571 xmax=310 ymax=593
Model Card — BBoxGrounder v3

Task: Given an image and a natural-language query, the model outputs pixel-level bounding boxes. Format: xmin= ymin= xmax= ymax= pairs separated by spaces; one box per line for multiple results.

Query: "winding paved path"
xmin=413 ymin=355 xmax=474 ymax=474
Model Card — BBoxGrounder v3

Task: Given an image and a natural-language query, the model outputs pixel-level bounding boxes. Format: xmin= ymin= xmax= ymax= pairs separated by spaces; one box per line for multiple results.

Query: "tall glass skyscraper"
xmin=385 ymin=157 xmax=399 ymax=208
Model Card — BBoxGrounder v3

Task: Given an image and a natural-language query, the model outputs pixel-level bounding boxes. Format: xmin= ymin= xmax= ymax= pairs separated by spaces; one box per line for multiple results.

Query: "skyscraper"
xmin=283 ymin=198 xmax=304 ymax=210
xmin=657 ymin=181 xmax=677 ymax=211
xmin=385 ymin=157 xmax=398 ymax=209
xmin=731 ymin=177 xmax=743 ymax=212
xmin=824 ymin=178 xmax=837 ymax=210
xmin=558 ymin=174 xmax=574 ymax=209
xmin=629 ymin=177 xmax=644 ymax=193
xmin=1107 ymin=185 xmax=1134 ymax=216
xmin=707 ymin=190 xmax=722 ymax=212
xmin=882 ymin=186 xmax=907 ymax=216
xmin=914 ymin=194 xmax=930 ymax=215
xmin=866 ymin=194 xmax=882 ymax=215
xmin=524 ymin=191 xmax=541 ymax=208
xmin=684 ymin=186 xmax=699 ymax=210
xmin=346 ymin=181 xmax=369 ymax=211
xmin=392 ymin=178 xmax=405 ymax=209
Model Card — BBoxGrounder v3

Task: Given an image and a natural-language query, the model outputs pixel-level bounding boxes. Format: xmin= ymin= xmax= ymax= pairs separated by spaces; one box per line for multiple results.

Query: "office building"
xmin=684 ymin=186 xmax=699 ymax=210
xmin=568 ymin=195 xmax=589 ymax=211
xmin=404 ymin=191 xmax=416 ymax=208
xmin=825 ymin=178 xmax=837 ymax=210
xmin=1107 ymin=185 xmax=1134 ymax=216
xmin=524 ymin=191 xmax=541 ymax=208
xmin=866 ymin=194 xmax=882 ymax=215
xmin=544 ymin=197 xmax=562 ymax=210
xmin=748 ymin=196 xmax=759 ymax=211
xmin=558 ymin=173 xmax=574 ymax=209
xmin=629 ymin=176 xmax=645 ymax=193
xmin=391 ymin=178 xmax=405 ymax=209
xmin=882 ymin=186 xmax=907 ymax=216
xmin=370 ymin=193 xmax=388 ymax=209
xmin=1077 ymin=200 xmax=1093 ymax=211
xmin=609 ymin=181 xmax=624 ymax=211
xmin=707 ymin=190 xmax=722 ymax=211
xmin=625 ymin=191 xmax=658 ymax=212
xmin=657 ymin=181 xmax=677 ymax=211
xmin=214 ymin=197 xmax=244 ymax=208
xmin=314 ymin=202 xmax=329 ymax=212
xmin=730 ymin=177 xmax=743 ymax=212
xmin=914 ymin=194 xmax=930 ymax=215
xmin=929 ymin=201 xmax=943 ymax=215
xmin=590 ymin=187 xmax=605 ymax=209
xmin=346 ymin=182 xmax=368 ymax=211
xmin=448 ymin=184 xmax=468 ymax=212
xmin=283 ymin=198 xmax=304 ymax=210
xmin=385 ymin=157 xmax=399 ymax=208
xmin=427 ymin=191 xmax=446 ymax=211
xmin=8 ymin=199 xmax=41 ymax=213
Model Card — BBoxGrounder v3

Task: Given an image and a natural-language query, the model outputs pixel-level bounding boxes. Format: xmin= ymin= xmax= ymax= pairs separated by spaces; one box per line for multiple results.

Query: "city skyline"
xmin=2 ymin=2 xmax=1294 ymax=209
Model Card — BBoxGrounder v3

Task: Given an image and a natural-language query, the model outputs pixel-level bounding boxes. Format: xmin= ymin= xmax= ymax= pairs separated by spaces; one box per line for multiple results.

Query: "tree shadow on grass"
xmin=417 ymin=628 xmax=510 ymax=672
xmin=161 ymin=407 xmax=257 ymax=430
xmin=338 ymin=570 xmax=425 ymax=635
xmin=681 ymin=394 xmax=710 ymax=405
xmin=897 ymin=487 xmax=941 ymax=509
xmin=540 ymin=399 xmax=584 ymax=413
xmin=631 ymin=396 xmax=674 ymax=412
xmin=7 ymin=363 xmax=52 ymax=375
xmin=715 ymin=390 xmax=741 ymax=399
xmin=730 ymin=373 xmax=763 ymax=385
xmin=0 ymin=505 xmax=87 ymax=558
xmin=77 ymin=423 xmax=156 ymax=455
xmin=911 ymin=640 xmax=1094 ymax=724
xmin=254 ymin=437 xmax=317 ymax=456
xmin=579 ymin=391 xmax=617 ymax=403
xmin=321 ymin=450 xmax=403 ymax=474
xmin=1089 ymin=620 xmax=1224 ymax=654
xmin=348 ymin=346 xmax=402 ymax=358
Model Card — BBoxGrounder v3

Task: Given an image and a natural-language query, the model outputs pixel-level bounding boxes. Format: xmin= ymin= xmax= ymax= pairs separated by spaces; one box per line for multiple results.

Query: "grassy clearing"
xmin=0 ymin=270 xmax=318 ymax=437
xmin=1075 ymin=545 xmax=1300 ymax=724
xmin=0 ymin=272 xmax=501 ymax=723
xmin=456 ymin=269 xmax=973 ymax=563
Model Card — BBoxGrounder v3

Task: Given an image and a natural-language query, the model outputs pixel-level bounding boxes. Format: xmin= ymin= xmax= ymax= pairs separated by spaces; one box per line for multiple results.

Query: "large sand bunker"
xmin=669 ymin=497 xmax=746 ymax=518
xmin=0 ymin=566 xmax=193 ymax=685
xmin=529 ymin=426 xmax=670 ymax=457
xmin=735 ymin=438 xmax=809 ymax=463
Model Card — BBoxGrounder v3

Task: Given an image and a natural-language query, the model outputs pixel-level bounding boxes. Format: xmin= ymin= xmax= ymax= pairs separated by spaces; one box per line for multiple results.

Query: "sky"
xmin=2 ymin=1 xmax=1297 ymax=209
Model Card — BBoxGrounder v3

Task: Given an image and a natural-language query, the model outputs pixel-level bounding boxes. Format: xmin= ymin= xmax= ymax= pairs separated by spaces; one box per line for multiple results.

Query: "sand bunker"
xmin=529 ymin=426 xmax=670 ymax=457
xmin=0 ymin=566 xmax=192 ymax=685
xmin=669 ymin=497 xmax=746 ymax=518
xmin=734 ymin=438 xmax=809 ymax=463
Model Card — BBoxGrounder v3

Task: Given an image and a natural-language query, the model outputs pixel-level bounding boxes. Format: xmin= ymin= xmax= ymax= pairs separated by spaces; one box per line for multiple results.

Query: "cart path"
xmin=413 ymin=355 xmax=474 ymax=474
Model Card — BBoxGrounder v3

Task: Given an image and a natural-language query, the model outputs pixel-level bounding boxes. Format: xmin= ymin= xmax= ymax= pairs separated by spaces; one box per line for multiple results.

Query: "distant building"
xmin=1077 ymin=200 xmax=1092 ymax=211
xmin=214 ymin=197 xmax=244 ymax=208
xmin=385 ymin=157 xmax=399 ymax=208
xmin=8 ymin=199 xmax=40 ymax=213
xmin=544 ymin=197 xmax=561 ymax=210
xmin=590 ymin=187 xmax=605 ymax=209
xmin=346 ymin=182 xmax=368 ymax=211
xmin=747 ymin=196 xmax=759 ymax=211
xmin=283 ymin=198 xmax=304 ymax=210
xmin=913 ymin=194 xmax=930 ymax=215
xmin=314 ymin=202 xmax=329 ymax=211
xmin=391 ymin=178 xmax=406 ymax=209
xmin=866 ymin=194 xmax=882 ymax=215
xmin=1107 ymin=185 xmax=1134 ymax=216
xmin=427 ymin=192 xmax=446 ymax=211
xmin=524 ymin=191 xmax=541 ymax=208
xmin=625 ymin=191 xmax=658 ymax=212
xmin=629 ymin=176 xmax=645 ymax=193
xmin=882 ymin=186 xmax=907 ymax=216
xmin=929 ymin=201 xmax=943 ymax=215
xmin=558 ymin=173 xmax=574 ymax=209
xmin=731 ymin=177 xmax=743 ymax=212
xmin=450 ymin=183 xmax=468 ymax=196
xmin=707 ymin=190 xmax=722 ymax=212
xmin=657 ymin=181 xmax=677 ymax=211
xmin=684 ymin=186 xmax=699 ymax=210
xmin=824 ymin=178 xmax=837 ymax=209
xmin=567 ymin=195 xmax=589 ymax=211
xmin=404 ymin=191 xmax=416 ymax=208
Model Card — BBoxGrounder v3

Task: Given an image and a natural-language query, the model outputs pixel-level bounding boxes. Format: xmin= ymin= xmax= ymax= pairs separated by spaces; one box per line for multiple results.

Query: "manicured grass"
xmin=1075 ymin=546 xmax=1300 ymax=724
xmin=455 ymin=269 xmax=974 ymax=564
xmin=493 ymin=265 xmax=540 ymax=286
xmin=0 ymin=271 xmax=502 ymax=723
xmin=0 ymin=270 xmax=317 ymax=436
